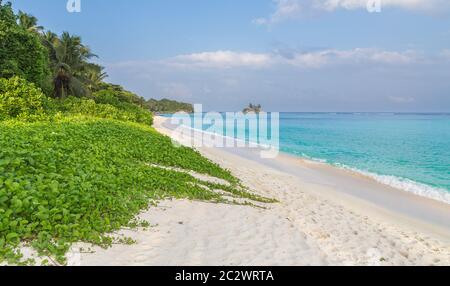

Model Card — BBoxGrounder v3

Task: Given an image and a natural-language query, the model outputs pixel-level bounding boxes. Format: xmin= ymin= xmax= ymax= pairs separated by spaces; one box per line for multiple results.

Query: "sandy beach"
xmin=72 ymin=116 xmax=450 ymax=266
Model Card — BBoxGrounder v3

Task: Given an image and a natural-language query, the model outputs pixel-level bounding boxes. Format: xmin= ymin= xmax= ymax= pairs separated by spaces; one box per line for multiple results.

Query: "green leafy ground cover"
xmin=0 ymin=3 xmax=256 ymax=266
xmin=0 ymin=117 xmax=273 ymax=265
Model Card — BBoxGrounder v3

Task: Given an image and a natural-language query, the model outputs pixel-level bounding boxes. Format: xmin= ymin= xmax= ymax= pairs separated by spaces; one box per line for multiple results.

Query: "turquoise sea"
xmin=168 ymin=113 xmax=450 ymax=203
xmin=278 ymin=113 xmax=450 ymax=203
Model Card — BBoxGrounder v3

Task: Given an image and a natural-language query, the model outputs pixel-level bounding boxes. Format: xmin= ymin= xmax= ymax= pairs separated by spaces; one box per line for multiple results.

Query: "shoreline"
xmin=161 ymin=114 xmax=450 ymax=206
xmin=74 ymin=116 xmax=450 ymax=266
xmin=264 ymin=151 xmax=450 ymax=230
xmin=160 ymin=115 xmax=450 ymax=231
xmin=278 ymin=151 xmax=450 ymax=206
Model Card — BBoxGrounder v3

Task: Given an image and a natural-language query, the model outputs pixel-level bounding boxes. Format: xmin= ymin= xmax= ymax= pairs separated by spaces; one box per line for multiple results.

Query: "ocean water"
xmin=278 ymin=113 xmax=450 ymax=203
xmin=167 ymin=113 xmax=450 ymax=203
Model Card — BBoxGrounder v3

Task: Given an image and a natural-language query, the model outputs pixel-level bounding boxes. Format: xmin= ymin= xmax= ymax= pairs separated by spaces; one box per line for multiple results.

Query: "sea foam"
xmin=298 ymin=153 xmax=450 ymax=204
xmin=335 ymin=163 xmax=450 ymax=205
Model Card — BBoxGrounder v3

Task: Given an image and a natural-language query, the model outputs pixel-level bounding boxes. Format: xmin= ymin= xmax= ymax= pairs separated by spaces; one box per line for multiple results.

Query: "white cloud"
xmin=388 ymin=95 xmax=416 ymax=103
xmin=254 ymin=0 xmax=304 ymax=25
xmin=162 ymin=48 xmax=418 ymax=70
xmin=286 ymin=48 xmax=418 ymax=67
xmin=348 ymin=48 xmax=418 ymax=64
xmin=315 ymin=0 xmax=447 ymax=11
xmin=166 ymin=51 xmax=272 ymax=68
xmin=255 ymin=0 xmax=450 ymax=25
xmin=103 ymin=48 xmax=449 ymax=112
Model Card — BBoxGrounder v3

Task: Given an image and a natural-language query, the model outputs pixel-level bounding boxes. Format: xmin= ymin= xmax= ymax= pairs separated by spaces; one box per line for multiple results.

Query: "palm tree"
xmin=42 ymin=31 xmax=59 ymax=62
xmin=53 ymin=66 xmax=71 ymax=99
xmin=84 ymin=63 xmax=108 ymax=92
xmin=46 ymin=32 xmax=99 ymax=98
xmin=17 ymin=11 xmax=43 ymax=33
xmin=243 ymin=103 xmax=262 ymax=114
xmin=42 ymin=31 xmax=58 ymax=46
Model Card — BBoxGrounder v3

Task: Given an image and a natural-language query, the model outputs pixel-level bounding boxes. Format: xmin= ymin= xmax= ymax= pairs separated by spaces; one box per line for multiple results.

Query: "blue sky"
xmin=9 ymin=0 xmax=450 ymax=111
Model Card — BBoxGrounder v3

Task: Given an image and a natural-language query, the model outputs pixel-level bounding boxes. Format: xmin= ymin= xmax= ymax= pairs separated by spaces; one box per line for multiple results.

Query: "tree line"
xmin=0 ymin=0 xmax=193 ymax=114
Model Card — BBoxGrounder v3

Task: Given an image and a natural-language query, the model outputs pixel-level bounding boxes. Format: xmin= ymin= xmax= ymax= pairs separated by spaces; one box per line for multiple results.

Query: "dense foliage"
xmin=0 ymin=118 xmax=270 ymax=264
xmin=94 ymin=83 xmax=194 ymax=114
xmin=0 ymin=1 xmax=269 ymax=265
xmin=0 ymin=0 xmax=192 ymax=113
xmin=0 ymin=2 xmax=51 ymax=91
xmin=0 ymin=77 xmax=47 ymax=121
xmin=146 ymin=98 xmax=194 ymax=114
xmin=51 ymin=97 xmax=154 ymax=125
xmin=0 ymin=77 xmax=153 ymax=125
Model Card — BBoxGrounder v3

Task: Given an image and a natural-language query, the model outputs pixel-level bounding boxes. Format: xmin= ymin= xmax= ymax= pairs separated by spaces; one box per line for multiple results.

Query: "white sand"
xmin=72 ymin=116 xmax=450 ymax=266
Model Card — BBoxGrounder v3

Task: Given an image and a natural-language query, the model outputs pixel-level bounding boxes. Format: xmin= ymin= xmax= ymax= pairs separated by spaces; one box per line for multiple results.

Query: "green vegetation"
xmin=0 ymin=118 xmax=270 ymax=264
xmin=52 ymin=96 xmax=154 ymax=125
xmin=0 ymin=86 xmax=272 ymax=264
xmin=0 ymin=77 xmax=47 ymax=121
xmin=146 ymin=98 xmax=194 ymax=114
xmin=93 ymin=83 xmax=194 ymax=114
xmin=0 ymin=1 xmax=271 ymax=265
xmin=0 ymin=0 xmax=192 ymax=112
xmin=243 ymin=103 xmax=262 ymax=114
xmin=0 ymin=2 xmax=50 ymax=91
xmin=0 ymin=76 xmax=153 ymax=125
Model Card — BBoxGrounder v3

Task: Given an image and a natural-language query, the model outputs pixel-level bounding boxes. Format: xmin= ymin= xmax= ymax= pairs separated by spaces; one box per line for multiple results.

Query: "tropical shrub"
xmin=93 ymin=90 xmax=154 ymax=125
xmin=145 ymin=98 xmax=194 ymax=113
xmin=94 ymin=83 xmax=194 ymax=114
xmin=0 ymin=77 xmax=48 ymax=121
xmin=51 ymin=96 xmax=153 ymax=125
xmin=0 ymin=2 xmax=51 ymax=91
xmin=94 ymin=83 xmax=146 ymax=106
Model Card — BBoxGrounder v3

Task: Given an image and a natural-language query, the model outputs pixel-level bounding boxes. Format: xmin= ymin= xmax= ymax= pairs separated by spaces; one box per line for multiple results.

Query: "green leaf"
xmin=6 ymin=232 xmax=19 ymax=242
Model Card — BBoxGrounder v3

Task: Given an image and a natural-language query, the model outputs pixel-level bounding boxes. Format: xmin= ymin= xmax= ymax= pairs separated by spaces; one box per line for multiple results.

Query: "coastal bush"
xmin=0 ymin=118 xmax=268 ymax=264
xmin=94 ymin=84 xmax=145 ymax=106
xmin=93 ymin=90 xmax=154 ymax=125
xmin=49 ymin=96 xmax=153 ymax=125
xmin=94 ymin=83 xmax=194 ymax=114
xmin=0 ymin=78 xmax=153 ymax=125
xmin=0 ymin=3 xmax=51 ymax=91
xmin=0 ymin=76 xmax=48 ymax=121
xmin=145 ymin=98 xmax=194 ymax=113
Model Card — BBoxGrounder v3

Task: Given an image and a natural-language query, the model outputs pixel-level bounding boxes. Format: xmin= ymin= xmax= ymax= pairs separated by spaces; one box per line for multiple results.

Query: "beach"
xmin=68 ymin=116 xmax=450 ymax=266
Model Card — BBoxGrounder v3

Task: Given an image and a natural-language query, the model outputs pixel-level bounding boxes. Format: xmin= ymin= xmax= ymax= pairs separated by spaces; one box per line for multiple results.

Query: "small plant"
xmin=0 ymin=76 xmax=48 ymax=121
